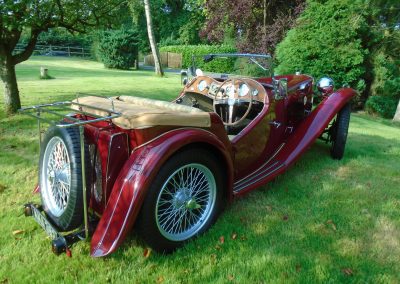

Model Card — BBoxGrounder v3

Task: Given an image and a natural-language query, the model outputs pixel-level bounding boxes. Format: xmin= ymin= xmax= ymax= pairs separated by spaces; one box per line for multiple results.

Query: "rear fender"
xmin=90 ymin=128 xmax=233 ymax=257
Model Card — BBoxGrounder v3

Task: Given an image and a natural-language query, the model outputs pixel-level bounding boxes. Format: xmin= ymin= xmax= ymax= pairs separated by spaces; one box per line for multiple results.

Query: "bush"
xmin=275 ymin=0 xmax=368 ymax=107
xmin=160 ymin=45 xmax=237 ymax=73
xmin=366 ymin=96 xmax=398 ymax=118
xmin=366 ymin=51 xmax=400 ymax=118
xmin=97 ymin=29 xmax=139 ymax=70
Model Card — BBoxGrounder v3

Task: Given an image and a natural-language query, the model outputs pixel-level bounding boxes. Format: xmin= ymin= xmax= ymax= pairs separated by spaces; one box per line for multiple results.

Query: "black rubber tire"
xmin=39 ymin=126 xmax=89 ymax=231
xmin=137 ymin=148 xmax=224 ymax=253
xmin=330 ymin=103 xmax=351 ymax=160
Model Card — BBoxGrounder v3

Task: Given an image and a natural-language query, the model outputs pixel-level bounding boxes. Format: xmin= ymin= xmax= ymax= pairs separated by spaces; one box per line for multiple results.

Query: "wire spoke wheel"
xmin=42 ymin=137 xmax=71 ymax=217
xmin=39 ymin=125 xmax=87 ymax=231
xmin=155 ymin=163 xmax=217 ymax=241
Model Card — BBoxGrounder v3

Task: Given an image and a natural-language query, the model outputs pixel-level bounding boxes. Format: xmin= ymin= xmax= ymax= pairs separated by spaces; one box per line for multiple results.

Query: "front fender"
xmin=90 ymin=128 xmax=233 ymax=257
xmin=235 ymin=87 xmax=357 ymax=195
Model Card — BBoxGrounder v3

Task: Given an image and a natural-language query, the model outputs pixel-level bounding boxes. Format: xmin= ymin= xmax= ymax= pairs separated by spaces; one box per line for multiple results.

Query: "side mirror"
xmin=273 ymin=78 xmax=288 ymax=100
xmin=181 ymin=70 xmax=188 ymax=86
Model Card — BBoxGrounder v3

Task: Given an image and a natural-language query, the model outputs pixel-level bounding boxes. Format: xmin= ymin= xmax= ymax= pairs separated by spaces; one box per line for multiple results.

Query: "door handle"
xmin=269 ymin=121 xmax=281 ymax=128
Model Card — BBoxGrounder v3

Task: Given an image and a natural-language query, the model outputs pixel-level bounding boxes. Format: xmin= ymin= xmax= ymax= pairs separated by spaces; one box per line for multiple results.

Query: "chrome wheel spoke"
xmin=41 ymin=137 xmax=71 ymax=217
xmin=155 ymin=163 xmax=217 ymax=241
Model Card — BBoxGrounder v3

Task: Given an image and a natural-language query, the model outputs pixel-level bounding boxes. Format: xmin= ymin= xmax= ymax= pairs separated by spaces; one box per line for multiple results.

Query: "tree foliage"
xmin=160 ymin=44 xmax=237 ymax=73
xmin=275 ymin=0 xmax=400 ymax=110
xmin=0 ymin=0 xmax=124 ymax=114
xmin=275 ymin=0 xmax=367 ymax=106
xmin=97 ymin=29 xmax=139 ymax=70
xmin=201 ymin=0 xmax=305 ymax=53
xmin=129 ymin=0 xmax=205 ymax=53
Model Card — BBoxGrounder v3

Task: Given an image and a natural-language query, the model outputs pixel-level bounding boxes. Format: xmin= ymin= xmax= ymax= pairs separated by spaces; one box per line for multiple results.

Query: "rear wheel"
xmin=137 ymin=148 xmax=223 ymax=253
xmin=39 ymin=126 xmax=88 ymax=231
xmin=330 ymin=103 xmax=351 ymax=160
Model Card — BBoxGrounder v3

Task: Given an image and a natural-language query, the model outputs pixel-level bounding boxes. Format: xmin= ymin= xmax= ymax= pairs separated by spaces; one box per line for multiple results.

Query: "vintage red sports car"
xmin=21 ymin=53 xmax=355 ymax=257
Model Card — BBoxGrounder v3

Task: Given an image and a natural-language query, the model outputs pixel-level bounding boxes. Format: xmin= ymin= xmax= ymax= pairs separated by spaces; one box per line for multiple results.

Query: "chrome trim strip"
xmin=233 ymin=163 xmax=284 ymax=193
xmin=234 ymin=161 xmax=279 ymax=189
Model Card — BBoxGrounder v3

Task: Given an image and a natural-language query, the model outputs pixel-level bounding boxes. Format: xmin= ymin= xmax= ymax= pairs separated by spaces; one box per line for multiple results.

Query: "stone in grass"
xmin=39 ymin=67 xmax=55 ymax=80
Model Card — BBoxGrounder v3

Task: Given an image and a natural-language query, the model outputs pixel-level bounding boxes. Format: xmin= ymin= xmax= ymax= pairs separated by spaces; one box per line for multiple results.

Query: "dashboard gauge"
xmin=225 ymin=84 xmax=234 ymax=97
xmin=197 ymin=80 xmax=208 ymax=92
xmin=238 ymin=83 xmax=250 ymax=97
xmin=209 ymin=83 xmax=219 ymax=95
xmin=252 ymin=89 xmax=259 ymax=96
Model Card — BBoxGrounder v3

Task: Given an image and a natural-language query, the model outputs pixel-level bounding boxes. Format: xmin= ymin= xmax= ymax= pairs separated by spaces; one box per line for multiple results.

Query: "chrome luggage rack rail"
xmin=19 ymin=93 xmax=121 ymax=128
xmin=19 ymin=94 xmax=121 ymax=254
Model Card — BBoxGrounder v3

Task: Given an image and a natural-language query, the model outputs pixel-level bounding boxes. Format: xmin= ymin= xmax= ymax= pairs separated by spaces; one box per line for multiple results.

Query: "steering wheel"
xmin=213 ymin=78 xmax=253 ymax=126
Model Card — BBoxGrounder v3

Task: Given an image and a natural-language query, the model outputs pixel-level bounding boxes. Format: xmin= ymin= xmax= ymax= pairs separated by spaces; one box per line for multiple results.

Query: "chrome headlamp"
xmin=317 ymin=77 xmax=334 ymax=95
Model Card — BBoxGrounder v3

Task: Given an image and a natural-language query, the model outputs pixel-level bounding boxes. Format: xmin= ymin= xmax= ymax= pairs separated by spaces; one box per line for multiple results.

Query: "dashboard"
xmin=182 ymin=76 xmax=268 ymax=104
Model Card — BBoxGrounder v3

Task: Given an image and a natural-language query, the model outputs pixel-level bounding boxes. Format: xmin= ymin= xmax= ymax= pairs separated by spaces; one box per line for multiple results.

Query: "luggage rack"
xmin=19 ymin=94 xmax=121 ymax=255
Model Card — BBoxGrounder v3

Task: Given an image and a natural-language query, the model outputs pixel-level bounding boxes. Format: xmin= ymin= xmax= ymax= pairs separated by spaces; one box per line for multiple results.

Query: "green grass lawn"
xmin=1 ymin=56 xmax=399 ymax=283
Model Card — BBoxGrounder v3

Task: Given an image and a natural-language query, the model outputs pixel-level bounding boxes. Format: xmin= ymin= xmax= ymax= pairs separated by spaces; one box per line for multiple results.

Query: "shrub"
xmin=275 ymin=0 xmax=368 ymax=107
xmin=366 ymin=51 xmax=400 ymax=118
xmin=97 ymin=29 xmax=139 ymax=70
xmin=366 ymin=96 xmax=398 ymax=118
xmin=160 ymin=45 xmax=237 ymax=73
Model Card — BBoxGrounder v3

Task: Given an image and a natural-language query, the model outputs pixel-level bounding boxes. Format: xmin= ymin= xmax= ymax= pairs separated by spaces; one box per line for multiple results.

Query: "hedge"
xmin=160 ymin=45 xmax=237 ymax=73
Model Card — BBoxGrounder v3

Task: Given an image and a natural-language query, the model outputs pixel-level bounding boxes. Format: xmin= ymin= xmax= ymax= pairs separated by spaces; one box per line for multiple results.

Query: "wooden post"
xmin=40 ymin=67 xmax=49 ymax=79
xmin=68 ymin=46 xmax=71 ymax=57
xmin=393 ymin=99 xmax=400 ymax=122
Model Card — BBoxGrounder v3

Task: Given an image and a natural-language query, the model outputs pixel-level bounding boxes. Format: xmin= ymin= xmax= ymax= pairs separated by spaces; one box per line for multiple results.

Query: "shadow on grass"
xmin=106 ymin=132 xmax=399 ymax=282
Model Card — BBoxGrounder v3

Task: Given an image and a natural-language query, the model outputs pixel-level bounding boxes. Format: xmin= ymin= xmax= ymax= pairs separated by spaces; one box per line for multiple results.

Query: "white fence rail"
xmin=14 ymin=44 xmax=91 ymax=58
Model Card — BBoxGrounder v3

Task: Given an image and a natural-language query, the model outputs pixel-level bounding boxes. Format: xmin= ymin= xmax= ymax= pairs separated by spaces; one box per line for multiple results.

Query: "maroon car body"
xmin=22 ymin=54 xmax=356 ymax=257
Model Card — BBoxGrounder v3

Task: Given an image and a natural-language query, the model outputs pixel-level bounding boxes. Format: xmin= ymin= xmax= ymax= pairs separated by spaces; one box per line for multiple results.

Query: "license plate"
xmin=30 ymin=204 xmax=61 ymax=240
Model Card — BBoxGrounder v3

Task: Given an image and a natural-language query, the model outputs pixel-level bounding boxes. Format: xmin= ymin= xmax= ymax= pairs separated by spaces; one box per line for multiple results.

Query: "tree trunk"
xmin=1 ymin=58 xmax=21 ymax=115
xmin=393 ymin=99 xmax=400 ymax=122
xmin=144 ymin=0 xmax=164 ymax=76
xmin=263 ymin=0 xmax=267 ymax=36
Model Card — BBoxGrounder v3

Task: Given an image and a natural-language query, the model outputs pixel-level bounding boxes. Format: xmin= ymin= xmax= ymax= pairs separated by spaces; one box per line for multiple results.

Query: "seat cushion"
xmin=72 ymin=96 xmax=211 ymax=129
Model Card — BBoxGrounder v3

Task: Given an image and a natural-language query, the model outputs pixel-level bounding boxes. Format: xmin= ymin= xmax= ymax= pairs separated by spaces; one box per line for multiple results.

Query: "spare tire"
xmin=39 ymin=125 xmax=89 ymax=231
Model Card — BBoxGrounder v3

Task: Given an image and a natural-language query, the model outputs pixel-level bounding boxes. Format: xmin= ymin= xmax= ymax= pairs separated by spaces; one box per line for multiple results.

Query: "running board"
xmin=233 ymin=161 xmax=284 ymax=193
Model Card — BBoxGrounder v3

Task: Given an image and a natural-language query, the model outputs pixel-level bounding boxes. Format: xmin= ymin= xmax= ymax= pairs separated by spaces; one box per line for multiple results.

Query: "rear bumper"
xmin=23 ymin=203 xmax=85 ymax=255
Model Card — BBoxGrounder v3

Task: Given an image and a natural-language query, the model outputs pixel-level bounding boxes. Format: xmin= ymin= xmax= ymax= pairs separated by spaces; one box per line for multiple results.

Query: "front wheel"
xmin=330 ymin=103 xmax=351 ymax=160
xmin=137 ymin=148 xmax=224 ymax=253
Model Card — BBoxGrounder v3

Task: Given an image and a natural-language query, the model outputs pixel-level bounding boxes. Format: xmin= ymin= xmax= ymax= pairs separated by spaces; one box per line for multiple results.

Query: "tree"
xmin=200 ymin=0 xmax=305 ymax=53
xmin=129 ymin=0 xmax=205 ymax=52
xmin=143 ymin=0 xmax=163 ymax=76
xmin=0 ymin=0 xmax=124 ymax=115
xmin=275 ymin=0 xmax=400 ymax=110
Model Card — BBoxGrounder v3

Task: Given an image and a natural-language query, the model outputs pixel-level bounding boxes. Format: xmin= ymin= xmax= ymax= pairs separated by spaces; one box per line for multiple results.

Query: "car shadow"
xmin=108 ymin=131 xmax=400 ymax=281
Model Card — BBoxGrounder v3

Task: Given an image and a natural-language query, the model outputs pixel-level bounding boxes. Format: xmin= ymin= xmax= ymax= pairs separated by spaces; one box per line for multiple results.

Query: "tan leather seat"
xmin=72 ymin=96 xmax=211 ymax=129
